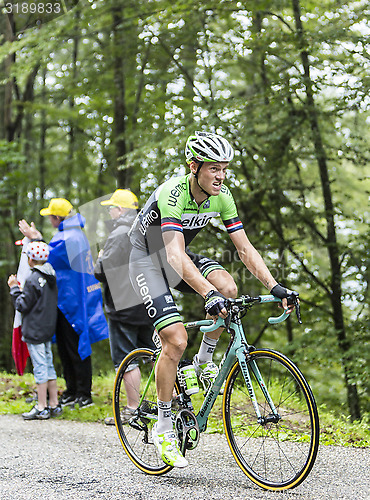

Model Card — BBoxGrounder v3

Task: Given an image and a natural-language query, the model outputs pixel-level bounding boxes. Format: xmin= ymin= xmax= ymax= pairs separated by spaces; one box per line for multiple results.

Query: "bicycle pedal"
xmin=129 ymin=419 xmax=146 ymax=432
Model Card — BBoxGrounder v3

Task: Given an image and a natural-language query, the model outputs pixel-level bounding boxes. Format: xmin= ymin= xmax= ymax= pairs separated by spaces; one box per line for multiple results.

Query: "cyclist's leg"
xmin=152 ymin=326 xmax=189 ymax=469
xmin=129 ymin=249 xmax=184 ymax=392
xmin=187 ymin=248 xmax=238 ymax=303
xmin=206 ymin=268 xmax=238 ymax=299
xmin=174 ymin=252 xmax=236 ymax=387
xmin=155 ymin=323 xmax=187 ymax=404
xmin=203 ymin=267 xmax=238 ymax=338
xmin=187 ymin=252 xmax=238 ymax=362
xmin=114 ymin=348 xmax=176 ymax=474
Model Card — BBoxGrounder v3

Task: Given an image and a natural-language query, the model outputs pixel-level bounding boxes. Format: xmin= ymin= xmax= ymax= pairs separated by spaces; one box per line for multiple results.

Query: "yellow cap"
xmin=40 ymin=198 xmax=73 ymax=217
xmin=100 ymin=189 xmax=138 ymax=209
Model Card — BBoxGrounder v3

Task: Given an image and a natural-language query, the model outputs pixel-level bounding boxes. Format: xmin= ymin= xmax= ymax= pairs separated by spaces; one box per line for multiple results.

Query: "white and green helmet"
xmin=185 ymin=131 xmax=234 ymax=164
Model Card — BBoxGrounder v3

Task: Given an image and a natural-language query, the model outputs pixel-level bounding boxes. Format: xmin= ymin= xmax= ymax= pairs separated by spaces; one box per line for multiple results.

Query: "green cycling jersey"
xmin=130 ymin=173 xmax=243 ymax=253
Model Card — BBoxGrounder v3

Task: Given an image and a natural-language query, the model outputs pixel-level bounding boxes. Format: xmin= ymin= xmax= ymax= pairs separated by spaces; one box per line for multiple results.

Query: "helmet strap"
xmin=193 ymin=161 xmax=211 ymax=197
xmin=194 ymin=161 xmax=203 ymax=177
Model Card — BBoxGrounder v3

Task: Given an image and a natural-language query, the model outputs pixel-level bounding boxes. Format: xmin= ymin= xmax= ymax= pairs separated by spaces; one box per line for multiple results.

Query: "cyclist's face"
xmin=197 ymin=162 xmax=228 ymax=195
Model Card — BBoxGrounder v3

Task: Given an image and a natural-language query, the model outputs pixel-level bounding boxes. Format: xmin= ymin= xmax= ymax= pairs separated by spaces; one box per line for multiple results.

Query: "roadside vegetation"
xmin=1 ymin=371 xmax=368 ymax=448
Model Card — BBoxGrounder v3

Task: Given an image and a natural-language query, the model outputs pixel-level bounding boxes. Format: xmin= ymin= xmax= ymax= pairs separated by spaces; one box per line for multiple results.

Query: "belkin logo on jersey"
xmin=182 ymin=212 xmax=218 ymax=229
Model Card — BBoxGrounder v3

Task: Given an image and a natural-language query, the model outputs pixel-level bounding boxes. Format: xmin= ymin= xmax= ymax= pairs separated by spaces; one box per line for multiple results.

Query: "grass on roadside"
xmin=0 ymin=371 xmax=116 ymax=423
xmin=0 ymin=371 xmax=369 ymax=446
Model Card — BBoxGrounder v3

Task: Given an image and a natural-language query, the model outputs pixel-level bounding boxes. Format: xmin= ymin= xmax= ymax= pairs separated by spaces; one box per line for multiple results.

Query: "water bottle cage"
xmin=199 ymin=372 xmax=212 ymax=391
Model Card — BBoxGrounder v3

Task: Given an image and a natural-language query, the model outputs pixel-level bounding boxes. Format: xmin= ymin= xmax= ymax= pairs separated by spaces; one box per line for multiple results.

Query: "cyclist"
xmin=129 ymin=131 xmax=296 ymax=467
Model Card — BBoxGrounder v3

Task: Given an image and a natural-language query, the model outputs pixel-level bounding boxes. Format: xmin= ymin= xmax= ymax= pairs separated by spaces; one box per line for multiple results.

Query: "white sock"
xmin=156 ymin=400 xmax=173 ymax=434
xmin=197 ymin=334 xmax=218 ymax=364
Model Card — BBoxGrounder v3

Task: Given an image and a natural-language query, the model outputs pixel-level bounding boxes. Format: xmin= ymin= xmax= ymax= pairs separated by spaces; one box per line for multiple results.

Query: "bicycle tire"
xmin=113 ymin=348 xmax=179 ymax=475
xmin=222 ymin=349 xmax=319 ymax=490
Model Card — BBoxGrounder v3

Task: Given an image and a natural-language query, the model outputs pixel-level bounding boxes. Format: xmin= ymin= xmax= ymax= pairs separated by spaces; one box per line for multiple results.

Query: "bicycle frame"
xmin=137 ymin=295 xmax=290 ymax=430
xmin=185 ymin=294 xmax=285 ymax=432
xmin=185 ymin=317 xmax=242 ymax=432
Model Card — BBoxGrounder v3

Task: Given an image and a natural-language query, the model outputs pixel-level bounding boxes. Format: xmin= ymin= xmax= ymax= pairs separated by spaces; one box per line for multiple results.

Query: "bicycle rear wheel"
xmin=113 ymin=348 xmax=174 ymax=475
xmin=223 ymin=349 xmax=319 ymax=490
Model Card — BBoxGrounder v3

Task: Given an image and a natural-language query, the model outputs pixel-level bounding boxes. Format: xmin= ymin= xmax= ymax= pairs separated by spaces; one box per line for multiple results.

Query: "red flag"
xmin=12 ymin=326 xmax=29 ymax=375
xmin=12 ymin=237 xmax=31 ymax=375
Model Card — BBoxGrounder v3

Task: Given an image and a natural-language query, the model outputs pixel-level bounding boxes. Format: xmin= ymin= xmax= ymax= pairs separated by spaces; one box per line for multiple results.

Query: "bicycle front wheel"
xmin=223 ymin=349 xmax=319 ymax=490
xmin=113 ymin=348 xmax=173 ymax=475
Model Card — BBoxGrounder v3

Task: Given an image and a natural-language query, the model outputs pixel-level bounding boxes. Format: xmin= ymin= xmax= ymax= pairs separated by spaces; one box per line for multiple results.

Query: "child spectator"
xmin=8 ymin=241 xmax=61 ymax=420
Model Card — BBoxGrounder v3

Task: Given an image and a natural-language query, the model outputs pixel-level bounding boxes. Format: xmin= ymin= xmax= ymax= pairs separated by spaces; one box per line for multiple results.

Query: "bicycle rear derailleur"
xmin=175 ymin=409 xmax=200 ymax=451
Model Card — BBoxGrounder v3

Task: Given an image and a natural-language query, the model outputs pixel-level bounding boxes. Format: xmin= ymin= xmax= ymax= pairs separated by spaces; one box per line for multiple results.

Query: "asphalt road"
xmin=0 ymin=414 xmax=368 ymax=500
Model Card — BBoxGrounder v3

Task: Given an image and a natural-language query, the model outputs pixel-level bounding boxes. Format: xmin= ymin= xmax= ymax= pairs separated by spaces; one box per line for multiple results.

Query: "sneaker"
xmin=104 ymin=407 xmax=135 ymax=426
xmin=152 ymin=423 xmax=188 ymax=468
xmin=76 ymin=396 xmax=94 ymax=409
xmin=121 ymin=406 xmax=136 ymax=423
xmin=59 ymin=393 xmax=77 ymax=407
xmin=22 ymin=405 xmax=50 ymax=421
xmin=193 ymin=354 xmax=219 ymax=392
xmin=49 ymin=405 xmax=63 ymax=418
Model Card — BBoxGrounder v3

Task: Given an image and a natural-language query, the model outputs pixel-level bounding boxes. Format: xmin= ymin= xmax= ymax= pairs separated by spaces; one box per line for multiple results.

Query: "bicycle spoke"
xmin=223 ymin=350 xmax=319 ymax=490
xmin=113 ymin=349 xmax=177 ymax=475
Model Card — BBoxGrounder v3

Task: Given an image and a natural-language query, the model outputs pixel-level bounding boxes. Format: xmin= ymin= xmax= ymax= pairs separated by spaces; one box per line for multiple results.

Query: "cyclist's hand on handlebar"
xmin=204 ymin=290 xmax=228 ymax=318
xmin=270 ymin=283 xmax=299 ymax=313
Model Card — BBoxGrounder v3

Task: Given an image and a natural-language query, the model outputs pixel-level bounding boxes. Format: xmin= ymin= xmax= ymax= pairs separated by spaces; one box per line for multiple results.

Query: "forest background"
xmin=0 ymin=0 xmax=369 ymax=425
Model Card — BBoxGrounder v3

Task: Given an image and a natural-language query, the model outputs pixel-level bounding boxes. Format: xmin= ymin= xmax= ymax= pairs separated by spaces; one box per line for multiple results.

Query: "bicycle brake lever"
xmin=224 ymin=313 xmax=232 ymax=332
xmin=295 ymin=301 xmax=302 ymax=324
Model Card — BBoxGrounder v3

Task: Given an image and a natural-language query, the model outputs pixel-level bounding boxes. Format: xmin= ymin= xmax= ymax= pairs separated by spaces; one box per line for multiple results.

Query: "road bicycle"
xmin=113 ymin=294 xmax=319 ymax=491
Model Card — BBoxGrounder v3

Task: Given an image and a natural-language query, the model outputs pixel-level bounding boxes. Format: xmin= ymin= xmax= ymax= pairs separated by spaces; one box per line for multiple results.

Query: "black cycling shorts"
xmin=129 ymin=246 xmax=225 ymax=332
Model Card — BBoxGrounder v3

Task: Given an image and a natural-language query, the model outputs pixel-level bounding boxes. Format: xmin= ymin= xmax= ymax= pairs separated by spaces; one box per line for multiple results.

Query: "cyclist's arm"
xmin=229 ymin=229 xmax=278 ymax=292
xmin=162 ymin=231 xmax=216 ymax=298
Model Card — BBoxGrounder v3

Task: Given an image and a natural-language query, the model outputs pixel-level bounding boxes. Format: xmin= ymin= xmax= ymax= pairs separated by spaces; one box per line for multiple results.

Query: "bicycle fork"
xmin=236 ymin=347 xmax=281 ymax=425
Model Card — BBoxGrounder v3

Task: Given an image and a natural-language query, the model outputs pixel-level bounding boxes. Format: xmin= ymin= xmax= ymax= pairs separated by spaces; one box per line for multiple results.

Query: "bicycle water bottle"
xmin=177 ymin=360 xmax=199 ymax=395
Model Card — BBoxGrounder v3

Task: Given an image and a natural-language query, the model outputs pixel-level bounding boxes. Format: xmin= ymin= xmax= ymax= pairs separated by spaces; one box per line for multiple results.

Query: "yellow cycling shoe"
xmin=152 ymin=423 xmax=188 ymax=468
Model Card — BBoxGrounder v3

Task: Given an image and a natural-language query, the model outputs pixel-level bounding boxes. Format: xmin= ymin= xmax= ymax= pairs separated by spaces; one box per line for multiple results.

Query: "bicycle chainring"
xmin=175 ymin=409 xmax=200 ymax=451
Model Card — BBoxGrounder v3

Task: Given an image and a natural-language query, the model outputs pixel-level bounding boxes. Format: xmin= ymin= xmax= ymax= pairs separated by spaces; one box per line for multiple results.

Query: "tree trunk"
xmin=292 ymin=0 xmax=361 ymax=421
xmin=4 ymin=13 xmax=16 ymax=142
xmin=111 ymin=6 xmax=131 ymax=188
xmin=38 ymin=67 xmax=47 ymax=231
xmin=65 ymin=9 xmax=80 ymax=199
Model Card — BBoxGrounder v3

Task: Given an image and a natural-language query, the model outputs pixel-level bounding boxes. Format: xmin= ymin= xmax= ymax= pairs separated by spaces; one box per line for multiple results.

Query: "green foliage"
xmin=318 ymin=406 xmax=370 ymax=448
xmin=0 ymin=0 xmax=369 ymax=422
